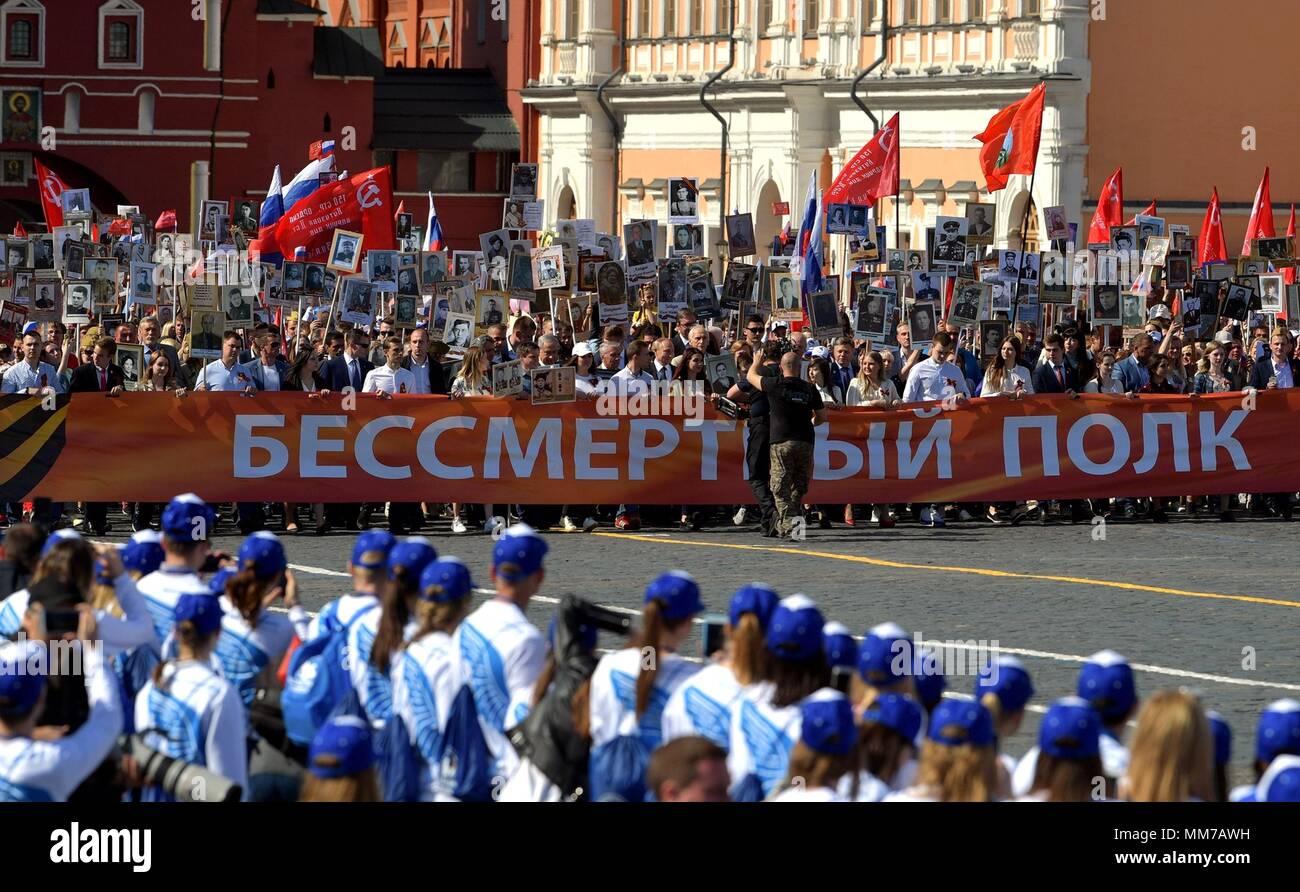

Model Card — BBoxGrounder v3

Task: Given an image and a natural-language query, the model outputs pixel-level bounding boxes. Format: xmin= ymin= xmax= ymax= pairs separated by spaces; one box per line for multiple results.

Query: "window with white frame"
xmin=937 ymin=0 xmax=952 ymax=23
xmin=137 ymin=87 xmax=155 ymax=133
xmin=1 ymin=0 xmax=44 ymax=66
xmin=967 ymin=0 xmax=984 ymax=20
xmin=663 ymin=0 xmax=676 ymax=36
xmin=716 ymin=0 xmax=732 ymax=32
xmin=63 ymin=88 xmax=81 ymax=132
xmin=688 ymin=0 xmax=702 ymax=35
xmin=1021 ymin=0 xmax=1040 ymax=15
xmin=803 ymin=0 xmax=819 ymax=34
xmin=638 ymin=0 xmax=651 ymax=36
xmin=565 ymin=0 xmax=580 ymax=38
xmin=861 ymin=0 xmax=876 ymax=31
xmin=98 ymin=0 xmax=142 ymax=69
xmin=900 ymin=0 xmax=918 ymax=25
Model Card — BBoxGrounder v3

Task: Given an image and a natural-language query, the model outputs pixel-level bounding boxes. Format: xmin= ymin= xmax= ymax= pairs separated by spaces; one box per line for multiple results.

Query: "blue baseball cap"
xmin=40 ymin=528 xmax=83 ymax=557
xmin=1256 ymin=698 xmax=1300 ymax=763
xmin=1038 ymin=696 xmax=1101 ymax=759
xmin=644 ymin=571 xmax=704 ymax=621
xmin=207 ymin=566 xmax=237 ymax=596
xmin=350 ymin=530 xmax=396 ymax=571
xmin=0 ymin=643 xmax=45 ymax=718
xmin=857 ymin=622 xmax=911 ymax=687
xmin=121 ymin=530 xmax=164 ymax=576
xmin=387 ymin=536 xmax=437 ymax=582
xmin=173 ymin=592 xmax=223 ymax=636
xmin=1255 ymin=754 xmax=1300 ymax=802
xmin=861 ymin=692 xmax=924 ymax=744
xmin=418 ymin=556 xmax=474 ymax=603
xmin=21 ymin=322 xmax=39 ymax=336
xmin=1207 ymin=710 xmax=1231 ymax=767
xmin=928 ymin=699 xmax=995 ymax=747
xmin=728 ymin=583 xmax=779 ymax=630
xmin=161 ymin=493 xmax=216 ymax=541
xmin=974 ymin=656 xmax=1035 ymax=714
xmin=800 ymin=689 xmax=857 ymax=756
xmin=822 ymin=621 xmax=858 ymax=671
xmin=238 ymin=531 xmax=287 ymax=579
xmin=308 ymin=715 xmax=377 ymax=779
xmin=492 ymin=523 xmax=548 ymax=582
xmin=765 ymin=595 xmax=825 ymax=662
xmin=912 ymin=650 xmax=946 ymax=711
xmin=1076 ymin=650 xmax=1137 ymax=723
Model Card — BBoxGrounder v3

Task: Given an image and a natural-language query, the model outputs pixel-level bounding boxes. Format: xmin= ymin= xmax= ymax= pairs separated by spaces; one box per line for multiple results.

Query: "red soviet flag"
xmin=155 ymin=209 xmax=177 ymax=232
xmin=33 ymin=159 xmax=68 ymax=230
xmin=1241 ymin=167 xmax=1275 ymax=257
xmin=824 ymin=112 xmax=900 ymax=205
xmin=1284 ymin=204 xmax=1296 ymax=291
xmin=1198 ymin=187 xmax=1228 ymax=266
xmin=273 ymin=167 xmax=397 ymax=263
xmin=974 ymin=82 xmax=1045 ymax=192
xmin=1124 ymin=200 xmax=1157 ymax=226
xmin=1087 ymin=168 xmax=1123 ymax=245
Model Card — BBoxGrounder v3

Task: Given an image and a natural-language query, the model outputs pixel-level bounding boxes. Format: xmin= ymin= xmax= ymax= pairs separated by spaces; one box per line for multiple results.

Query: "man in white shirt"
xmin=901 ymin=331 xmax=971 ymax=404
xmin=197 ymin=332 xmax=255 ymax=393
xmin=650 ymin=337 xmax=675 ymax=382
xmin=363 ymin=336 xmax=417 ymax=398
xmin=401 ymin=326 xmax=437 ymax=394
xmin=1 ymin=330 xmax=62 ymax=394
xmin=241 ymin=333 xmax=289 ymax=392
xmin=900 ymin=332 xmax=969 ymax=528
xmin=602 ymin=338 xmax=655 ymax=396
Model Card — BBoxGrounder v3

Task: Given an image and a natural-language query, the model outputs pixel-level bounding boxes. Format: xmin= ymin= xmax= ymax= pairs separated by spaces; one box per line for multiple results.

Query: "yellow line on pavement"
xmin=592 ymin=532 xmax=1300 ymax=609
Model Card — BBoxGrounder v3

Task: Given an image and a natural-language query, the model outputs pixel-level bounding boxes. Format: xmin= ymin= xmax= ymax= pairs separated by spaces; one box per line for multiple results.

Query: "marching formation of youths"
xmin=2 ymin=494 xmax=1298 ymax=803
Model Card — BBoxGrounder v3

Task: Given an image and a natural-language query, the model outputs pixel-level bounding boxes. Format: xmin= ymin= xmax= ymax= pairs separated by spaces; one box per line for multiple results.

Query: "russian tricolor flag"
xmin=424 ymin=191 xmax=444 ymax=252
xmin=309 ymin=139 xmax=336 ymax=161
xmin=798 ymin=170 xmax=825 ymax=296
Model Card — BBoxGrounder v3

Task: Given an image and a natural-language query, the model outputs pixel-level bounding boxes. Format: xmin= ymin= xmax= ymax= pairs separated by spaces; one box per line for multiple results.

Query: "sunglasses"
xmin=746 ymin=327 xmax=762 ymax=333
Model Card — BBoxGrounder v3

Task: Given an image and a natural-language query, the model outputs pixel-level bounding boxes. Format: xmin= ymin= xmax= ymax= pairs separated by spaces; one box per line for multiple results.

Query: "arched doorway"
xmin=556 ymin=184 xmax=576 ymax=221
xmin=755 ymin=179 xmax=782 ymax=260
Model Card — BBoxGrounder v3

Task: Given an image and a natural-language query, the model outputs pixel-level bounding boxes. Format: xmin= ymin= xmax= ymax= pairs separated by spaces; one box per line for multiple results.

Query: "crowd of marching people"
xmin=3 ymin=278 xmax=1297 ymax=536
xmin=0 ymin=495 xmax=1298 ymax=803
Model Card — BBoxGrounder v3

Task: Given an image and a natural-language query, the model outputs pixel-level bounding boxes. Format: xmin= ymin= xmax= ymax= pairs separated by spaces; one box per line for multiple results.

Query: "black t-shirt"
xmin=760 ymin=375 xmax=824 ymax=445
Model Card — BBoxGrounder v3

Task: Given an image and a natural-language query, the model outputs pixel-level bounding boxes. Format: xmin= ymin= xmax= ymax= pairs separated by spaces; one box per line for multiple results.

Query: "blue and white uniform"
xmin=134 ymin=594 xmax=248 ymax=801
xmin=661 ymin=583 xmax=778 ymax=749
xmin=0 ymin=643 xmax=123 ymax=802
xmin=215 ymin=598 xmax=295 ymax=711
xmin=769 ymin=689 xmax=855 ymax=803
xmin=1230 ymin=699 xmax=1300 ymax=801
xmin=0 ymin=572 xmax=155 ymax=657
xmin=135 ymin=493 xmax=219 ymax=645
xmin=838 ymin=692 xmax=924 ymax=802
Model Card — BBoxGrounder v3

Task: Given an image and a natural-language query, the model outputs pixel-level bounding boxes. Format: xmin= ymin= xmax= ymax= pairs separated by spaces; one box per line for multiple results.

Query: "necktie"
xmin=349 ymin=360 xmax=362 ymax=391
xmin=99 ymin=368 xmax=107 ymax=391
xmin=1055 ymin=365 xmax=1064 ymax=390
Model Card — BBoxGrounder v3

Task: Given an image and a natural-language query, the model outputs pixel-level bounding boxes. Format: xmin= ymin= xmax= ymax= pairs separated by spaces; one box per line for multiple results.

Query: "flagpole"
xmin=1009 ymin=164 xmax=1037 ymax=335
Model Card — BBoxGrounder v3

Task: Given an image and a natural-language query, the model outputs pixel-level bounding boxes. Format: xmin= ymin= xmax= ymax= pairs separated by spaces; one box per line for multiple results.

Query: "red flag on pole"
xmin=1241 ymin=167 xmax=1275 ymax=257
xmin=823 ymin=113 xmax=900 ymax=206
xmin=973 ymin=82 xmax=1046 ymax=192
xmin=12 ymin=220 xmax=26 ymax=237
xmin=32 ymin=159 xmax=69 ymax=230
xmin=1198 ymin=188 xmax=1228 ymax=266
xmin=1087 ymin=168 xmax=1123 ymax=245
xmin=155 ymin=209 xmax=177 ymax=232
xmin=1284 ymin=204 xmax=1296 ymax=298
xmin=1124 ymin=200 xmax=1157 ymax=225
xmin=273 ymin=167 xmax=397 ymax=263
xmin=393 ymin=200 xmax=406 ymax=222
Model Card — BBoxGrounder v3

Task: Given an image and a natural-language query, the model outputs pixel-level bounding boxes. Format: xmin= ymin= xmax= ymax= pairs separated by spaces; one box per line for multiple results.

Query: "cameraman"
xmin=746 ymin=349 xmax=826 ymax=540
xmin=730 ymin=341 xmax=783 ymax=537
xmin=502 ymin=595 xmax=630 ymax=801
xmin=0 ymin=608 xmax=124 ymax=801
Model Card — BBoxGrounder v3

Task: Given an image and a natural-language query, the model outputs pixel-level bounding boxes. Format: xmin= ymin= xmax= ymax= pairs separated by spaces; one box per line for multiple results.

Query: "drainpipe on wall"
xmin=594 ymin=0 xmax=627 ymax=232
xmin=850 ymin=4 xmax=890 ymax=136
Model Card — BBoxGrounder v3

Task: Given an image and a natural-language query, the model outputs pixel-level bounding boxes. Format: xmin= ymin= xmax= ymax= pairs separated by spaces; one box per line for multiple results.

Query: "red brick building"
xmin=0 ymin=0 xmax=540 ymax=250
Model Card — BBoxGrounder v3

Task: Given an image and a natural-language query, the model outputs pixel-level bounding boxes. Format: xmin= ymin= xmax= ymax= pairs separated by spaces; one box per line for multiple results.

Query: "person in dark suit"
xmin=400 ymin=326 xmax=449 ymax=395
xmin=139 ymin=316 xmax=181 ymax=375
xmin=1246 ymin=329 xmax=1300 ymax=521
xmin=69 ymin=336 xmax=126 ymax=535
xmin=1032 ymin=334 xmax=1079 ymax=394
xmin=320 ymin=328 xmax=374 ymax=392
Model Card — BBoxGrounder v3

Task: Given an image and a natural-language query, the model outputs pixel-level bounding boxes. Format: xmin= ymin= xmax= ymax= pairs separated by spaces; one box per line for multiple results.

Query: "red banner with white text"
xmin=1 ymin=391 xmax=1294 ymax=503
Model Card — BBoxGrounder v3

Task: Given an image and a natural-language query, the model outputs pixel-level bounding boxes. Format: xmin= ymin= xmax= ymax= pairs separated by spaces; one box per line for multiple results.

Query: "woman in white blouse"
xmin=1083 ymin=350 xmax=1124 ymax=394
xmin=980 ymin=338 xmax=1035 ymax=398
xmin=845 ymin=351 xmax=901 ymax=407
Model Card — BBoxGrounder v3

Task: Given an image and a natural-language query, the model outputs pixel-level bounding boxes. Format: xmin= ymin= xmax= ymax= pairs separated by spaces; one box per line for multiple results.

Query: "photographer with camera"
xmin=135 ymin=593 xmax=248 ymax=801
xmin=501 ymin=595 xmax=632 ymax=802
xmin=0 ymin=606 xmax=123 ymax=801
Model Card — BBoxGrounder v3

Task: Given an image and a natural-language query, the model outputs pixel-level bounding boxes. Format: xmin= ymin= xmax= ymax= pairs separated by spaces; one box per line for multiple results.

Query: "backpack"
xmin=434 ymin=685 xmax=495 ymax=802
xmin=377 ymin=713 xmax=420 ymax=802
xmin=588 ymin=735 xmax=649 ymax=802
xmin=281 ymin=604 xmax=377 ymax=746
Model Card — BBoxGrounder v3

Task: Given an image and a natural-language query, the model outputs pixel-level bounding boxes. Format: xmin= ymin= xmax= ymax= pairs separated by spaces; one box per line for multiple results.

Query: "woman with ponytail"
xmin=350 ymin=538 xmax=437 ymax=732
xmin=389 ymin=557 xmax=475 ymax=801
xmin=662 ymin=583 xmax=778 ymax=748
xmin=1017 ymin=697 xmax=1105 ymax=802
xmin=196 ymin=532 xmax=299 ymax=714
xmin=135 ymin=593 xmax=248 ymax=801
xmin=886 ymin=699 xmax=999 ymax=802
xmin=840 ymin=692 xmax=924 ymax=802
xmin=588 ymin=571 xmax=704 ymax=801
xmin=770 ymin=690 xmax=858 ymax=802
xmin=728 ymin=595 xmax=830 ymax=801
xmin=973 ymin=655 xmax=1034 ymax=797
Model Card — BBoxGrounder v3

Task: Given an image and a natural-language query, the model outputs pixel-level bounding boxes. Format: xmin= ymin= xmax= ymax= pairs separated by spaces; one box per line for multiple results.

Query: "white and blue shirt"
xmin=347 ymin=608 xmax=417 ymax=731
xmin=134 ymin=659 xmax=248 ymax=801
xmin=727 ymin=682 xmax=803 ymax=800
xmin=660 ymin=662 xmax=742 ymax=749
xmin=0 ymin=574 xmax=157 ymax=657
xmin=1012 ymin=731 xmax=1130 ymax=798
xmin=448 ymin=599 xmax=547 ymax=780
xmin=390 ymin=631 xmax=458 ymax=801
xmin=198 ymin=359 xmax=252 ymax=392
xmin=211 ymin=599 xmax=295 ymax=711
xmin=1 ymin=360 xmax=62 ymax=394
xmin=0 ymin=646 xmax=122 ymax=802
xmin=136 ymin=565 xmax=207 ymax=646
